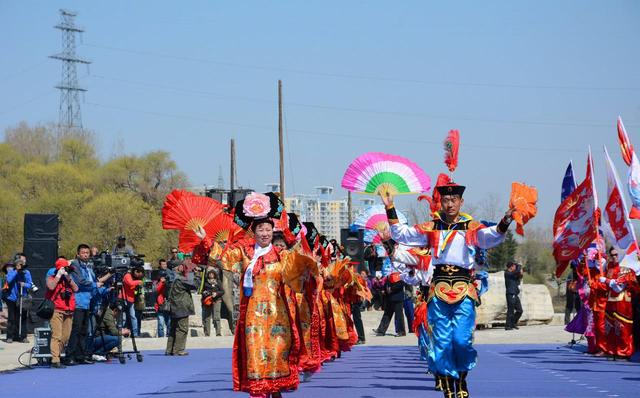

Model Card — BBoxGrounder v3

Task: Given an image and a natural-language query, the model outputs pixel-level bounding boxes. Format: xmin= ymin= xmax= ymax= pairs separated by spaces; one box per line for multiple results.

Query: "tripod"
xmin=107 ymin=277 xmax=143 ymax=364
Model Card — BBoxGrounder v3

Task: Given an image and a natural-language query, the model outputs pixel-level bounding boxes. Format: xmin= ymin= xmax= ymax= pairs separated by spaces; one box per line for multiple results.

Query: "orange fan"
xmin=509 ymin=182 xmax=538 ymax=236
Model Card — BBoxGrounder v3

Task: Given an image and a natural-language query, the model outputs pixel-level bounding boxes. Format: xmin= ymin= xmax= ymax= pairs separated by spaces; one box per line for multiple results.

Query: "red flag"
xmin=553 ymin=151 xmax=599 ymax=277
xmin=616 ymin=117 xmax=640 ymax=219
xmin=603 ymin=146 xmax=640 ymax=273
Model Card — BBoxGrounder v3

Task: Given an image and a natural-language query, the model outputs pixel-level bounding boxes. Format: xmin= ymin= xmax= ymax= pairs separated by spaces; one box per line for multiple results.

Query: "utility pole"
xmin=347 ymin=191 xmax=353 ymax=225
xmin=278 ymin=80 xmax=285 ymax=200
xmin=217 ymin=165 xmax=224 ymax=189
xmin=230 ymin=138 xmax=236 ymax=205
xmin=50 ymin=9 xmax=90 ymax=133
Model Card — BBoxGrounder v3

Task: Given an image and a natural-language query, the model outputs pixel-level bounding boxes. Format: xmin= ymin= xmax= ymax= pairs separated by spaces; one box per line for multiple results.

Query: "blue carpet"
xmin=0 ymin=344 xmax=638 ymax=397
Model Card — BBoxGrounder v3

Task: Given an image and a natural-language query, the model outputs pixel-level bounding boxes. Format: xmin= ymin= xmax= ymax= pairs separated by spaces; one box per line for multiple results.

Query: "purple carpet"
xmin=0 ymin=344 xmax=638 ymax=397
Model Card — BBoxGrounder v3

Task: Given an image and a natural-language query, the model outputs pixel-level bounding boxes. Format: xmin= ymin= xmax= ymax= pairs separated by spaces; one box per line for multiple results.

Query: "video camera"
xmin=92 ymin=251 xmax=146 ymax=278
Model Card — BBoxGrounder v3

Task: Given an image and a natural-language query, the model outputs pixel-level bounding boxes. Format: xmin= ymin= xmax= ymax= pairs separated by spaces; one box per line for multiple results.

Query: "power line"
xmin=0 ymin=91 xmax=55 ymax=116
xmin=86 ymin=74 xmax=635 ymax=128
xmin=82 ymin=42 xmax=640 ymax=92
xmin=84 ymin=100 xmax=584 ymax=154
xmin=1 ymin=60 xmax=49 ymax=83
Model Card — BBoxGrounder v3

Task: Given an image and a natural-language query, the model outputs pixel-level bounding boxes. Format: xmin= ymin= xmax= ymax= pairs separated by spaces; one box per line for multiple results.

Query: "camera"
xmin=92 ymin=251 xmax=146 ymax=277
xmin=60 ymin=289 xmax=72 ymax=300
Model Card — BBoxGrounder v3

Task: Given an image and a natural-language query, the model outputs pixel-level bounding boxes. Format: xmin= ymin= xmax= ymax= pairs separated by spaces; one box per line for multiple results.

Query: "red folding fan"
xmin=162 ymin=190 xmax=226 ymax=252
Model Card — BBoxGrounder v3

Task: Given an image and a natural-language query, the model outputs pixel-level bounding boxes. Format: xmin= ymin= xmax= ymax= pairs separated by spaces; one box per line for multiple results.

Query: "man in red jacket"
xmin=123 ymin=266 xmax=144 ymax=337
xmin=46 ymin=257 xmax=79 ymax=368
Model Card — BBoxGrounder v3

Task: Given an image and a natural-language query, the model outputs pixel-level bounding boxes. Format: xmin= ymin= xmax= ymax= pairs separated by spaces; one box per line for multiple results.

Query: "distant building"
xmin=284 ymin=186 xmax=370 ymax=240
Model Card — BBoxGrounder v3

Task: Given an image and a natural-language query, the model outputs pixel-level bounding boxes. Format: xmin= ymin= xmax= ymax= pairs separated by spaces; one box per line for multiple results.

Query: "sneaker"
xmin=371 ymin=329 xmax=385 ymax=336
xmin=51 ymin=362 xmax=66 ymax=369
xmin=92 ymin=354 xmax=107 ymax=362
xmin=513 ymin=325 xmax=520 ymax=330
xmin=175 ymin=351 xmax=189 ymax=356
xmin=356 ymin=339 xmax=366 ymax=345
xmin=395 ymin=332 xmax=407 ymax=337
xmin=5 ymin=338 xmax=12 ymax=344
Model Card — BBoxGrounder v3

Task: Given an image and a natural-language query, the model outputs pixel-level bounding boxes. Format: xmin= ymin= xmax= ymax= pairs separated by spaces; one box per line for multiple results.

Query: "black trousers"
xmin=351 ymin=303 xmax=365 ymax=341
xmin=564 ymin=291 xmax=580 ymax=325
xmin=633 ymin=294 xmax=640 ymax=351
xmin=376 ymin=299 xmax=405 ymax=334
xmin=5 ymin=299 xmax=28 ymax=341
xmin=506 ymin=294 xmax=523 ymax=328
xmin=66 ymin=308 xmax=90 ymax=360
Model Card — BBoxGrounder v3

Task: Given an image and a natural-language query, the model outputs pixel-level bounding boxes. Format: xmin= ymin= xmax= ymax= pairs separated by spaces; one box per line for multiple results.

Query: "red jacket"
xmin=122 ymin=273 xmax=143 ymax=303
xmin=155 ymin=279 xmax=166 ymax=311
xmin=46 ymin=276 xmax=75 ymax=312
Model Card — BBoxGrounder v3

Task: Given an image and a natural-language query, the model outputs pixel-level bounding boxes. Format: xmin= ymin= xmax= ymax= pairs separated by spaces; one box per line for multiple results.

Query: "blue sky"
xmin=1 ymin=1 xmax=639 ymax=227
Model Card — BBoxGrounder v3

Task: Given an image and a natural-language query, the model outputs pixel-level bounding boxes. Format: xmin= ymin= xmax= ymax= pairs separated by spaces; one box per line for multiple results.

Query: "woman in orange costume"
xmin=198 ymin=192 xmax=317 ymax=398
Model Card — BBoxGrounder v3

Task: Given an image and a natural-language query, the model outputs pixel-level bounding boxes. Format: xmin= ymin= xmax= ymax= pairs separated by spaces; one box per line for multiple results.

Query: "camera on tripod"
xmin=92 ymin=251 xmax=146 ymax=278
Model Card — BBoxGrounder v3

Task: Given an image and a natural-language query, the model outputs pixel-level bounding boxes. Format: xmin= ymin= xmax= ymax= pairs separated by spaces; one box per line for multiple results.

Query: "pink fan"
xmin=341 ymin=152 xmax=431 ymax=195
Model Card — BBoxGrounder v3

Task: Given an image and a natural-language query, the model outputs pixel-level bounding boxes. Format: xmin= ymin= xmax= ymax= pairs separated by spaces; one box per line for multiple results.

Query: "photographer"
xmin=4 ymin=254 xmax=32 ymax=343
xmin=504 ymin=261 xmax=524 ymax=330
xmin=90 ymin=303 xmax=119 ymax=361
xmin=66 ymin=244 xmax=98 ymax=365
xmin=155 ymin=259 xmax=172 ymax=337
xmin=201 ymin=266 xmax=224 ymax=337
xmin=46 ymin=257 xmax=79 ymax=368
xmin=165 ymin=261 xmax=196 ymax=356
xmin=123 ymin=265 xmax=145 ymax=337
xmin=112 ymin=235 xmax=135 ymax=257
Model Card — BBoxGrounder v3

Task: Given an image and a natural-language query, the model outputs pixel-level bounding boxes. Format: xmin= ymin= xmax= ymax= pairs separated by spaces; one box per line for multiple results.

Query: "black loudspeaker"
xmin=23 ymin=240 xmax=59 ymax=300
xmin=24 ymin=214 xmax=59 ymax=241
xmin=340 ymin=228 xmax=365 ymax=272
xmin=23 ymin=214 xmax=60 ymax=304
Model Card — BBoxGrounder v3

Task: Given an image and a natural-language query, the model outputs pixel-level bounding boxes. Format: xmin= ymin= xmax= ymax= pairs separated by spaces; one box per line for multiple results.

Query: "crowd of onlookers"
xmin=0 ymin=236 xmax=229 ymax=368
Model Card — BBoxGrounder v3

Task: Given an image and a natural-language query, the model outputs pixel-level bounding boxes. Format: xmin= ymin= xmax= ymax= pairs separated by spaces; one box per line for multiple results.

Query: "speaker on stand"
xmin=23 ymin=214 xmax=59 ymax=331
xmin=340 ymin=227 xmax=365 ymax=273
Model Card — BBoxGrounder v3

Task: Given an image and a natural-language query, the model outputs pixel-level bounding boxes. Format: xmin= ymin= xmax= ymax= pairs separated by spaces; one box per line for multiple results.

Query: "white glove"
xmin=56 ymin=268 xmax=66 ymax=278
xmin=609 ymin=280 xmax=626 ymax=293
xmin=598 ymin=276 xmax=607 ymax=283
xmin=195 ymin=225 xmax=207 ymax=240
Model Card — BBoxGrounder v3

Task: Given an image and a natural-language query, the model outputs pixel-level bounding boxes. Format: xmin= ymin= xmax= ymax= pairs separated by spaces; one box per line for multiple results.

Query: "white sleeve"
xmin=390 ymin=223 xmax=428 ymax=247
xmin=392 ymin=244 xmax=419 ymax=266
xmin=476 ymin=226 xmax=506 ymax=249
xmin=400 ymin=272 xmax=420 ymax=286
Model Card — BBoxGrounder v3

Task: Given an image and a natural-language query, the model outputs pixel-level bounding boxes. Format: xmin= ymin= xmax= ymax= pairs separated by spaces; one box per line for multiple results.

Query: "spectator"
xmin=360 ymin=270 xmax=373 ymax=311
xmin=564 ymin=263 xmax=580 ymax=325
xmin=90 ymin=305 xmax=119 ymax=360
xmin=371 ymin=271 xmax=385 ymax=311
xmin=168 ymin=248 xmax=180 ymax=268
xmin=166 ymin=261 xmax=196 ymax=356
xmin=504 ymin=261 xmax=524 ymax=330
xmin=202 ymin=267 xmax=224 ymax=337
xmin=123 ymin=266 xmax=145 ymax=337
xmin=90 ymin=246 xmax=100 ymax=257
xmin=400 ymin=269 xmax=417 ymax=333
xmin=66 ymin=244 xmax=98 ymax=365
xmin=46 ymin=257 xmax=79 ymax=368
xmin=112 ymin=235 xmax=135 ymax=257
xmin=155 ymin=259 xmax=172 ymax=337
xmin=4 ymin=254 xmax=32 ymax=343
xmin=372 ymin=271 xmax=406 ymax=336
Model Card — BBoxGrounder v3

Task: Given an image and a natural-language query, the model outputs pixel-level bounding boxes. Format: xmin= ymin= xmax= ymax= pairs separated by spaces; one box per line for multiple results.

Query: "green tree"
xmin=0 ymin=188 xmax=25 ymax=257
xmin=4 ymin=122 xmax=56 ymax=164
xmin=75 ymin=192 xmax=167 ymax=260
xmin=487 ymin=230 xmax=518 ymax=271
xmin=0 ymin=121 xmax=189 ymax=262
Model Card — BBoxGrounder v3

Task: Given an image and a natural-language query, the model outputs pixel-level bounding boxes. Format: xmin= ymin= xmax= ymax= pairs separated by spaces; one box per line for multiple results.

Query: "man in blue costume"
xmin=382 ymin=183 xmax=514 ymax=398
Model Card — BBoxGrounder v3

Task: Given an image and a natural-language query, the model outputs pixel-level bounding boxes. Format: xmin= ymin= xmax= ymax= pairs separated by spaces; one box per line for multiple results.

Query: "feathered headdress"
xmin=418 ymin=173 xmax=452 ymax=215
xmin=444 ymin=129 xmax=460 ymax=173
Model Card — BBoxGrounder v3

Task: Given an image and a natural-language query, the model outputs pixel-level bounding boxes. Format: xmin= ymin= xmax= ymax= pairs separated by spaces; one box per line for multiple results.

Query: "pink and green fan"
xmin=341 ymin=152 xmax=431 ymax=196
xmin=355 ymin=205 xmax=408 ymax=243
